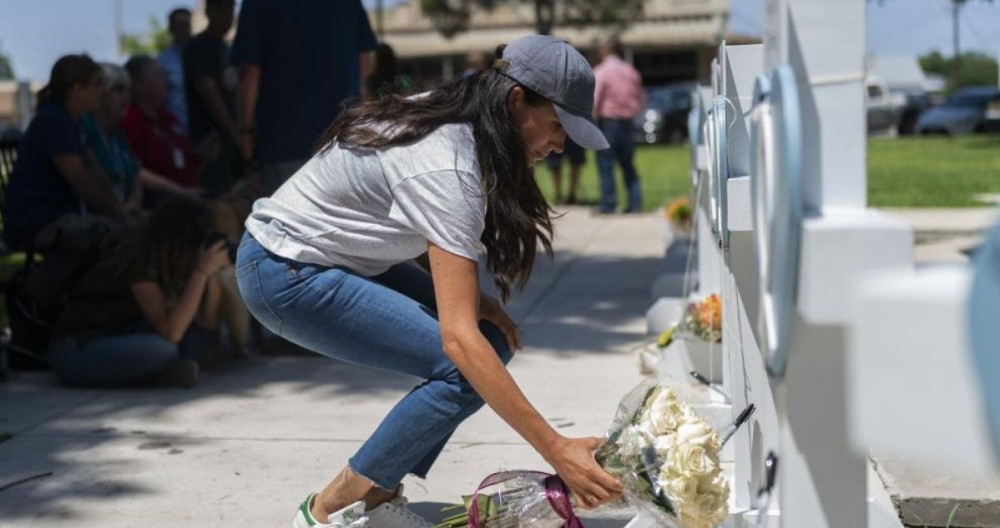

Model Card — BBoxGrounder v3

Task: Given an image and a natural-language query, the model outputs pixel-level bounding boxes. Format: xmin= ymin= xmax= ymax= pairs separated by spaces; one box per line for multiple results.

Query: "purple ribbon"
xmin=468 ymin=471 xmax=584 ymax=528
xmin=543 ymin=475 xmax=584 ymax=528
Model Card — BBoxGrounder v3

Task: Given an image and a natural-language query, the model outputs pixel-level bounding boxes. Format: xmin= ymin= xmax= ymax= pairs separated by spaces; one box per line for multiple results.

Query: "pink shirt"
xmin=593 ymin=55 xmax=644 ymax=120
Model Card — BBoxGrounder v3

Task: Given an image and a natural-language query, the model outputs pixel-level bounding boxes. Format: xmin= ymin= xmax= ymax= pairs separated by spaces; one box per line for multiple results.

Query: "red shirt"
xmin=120 ymin=103 xmax=199 ymax=188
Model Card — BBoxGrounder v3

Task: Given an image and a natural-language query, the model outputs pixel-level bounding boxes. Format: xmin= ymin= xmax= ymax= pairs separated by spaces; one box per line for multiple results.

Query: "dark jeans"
xmin=596 ymin=118 xmax=642 ymax=213
xmin=48 ymin=323 xmax=211 ymax=388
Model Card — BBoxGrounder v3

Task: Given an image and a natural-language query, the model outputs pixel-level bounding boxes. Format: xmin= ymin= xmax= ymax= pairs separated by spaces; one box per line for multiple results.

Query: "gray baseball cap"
xmin=495 ymin=35 xmax=609 ymax=150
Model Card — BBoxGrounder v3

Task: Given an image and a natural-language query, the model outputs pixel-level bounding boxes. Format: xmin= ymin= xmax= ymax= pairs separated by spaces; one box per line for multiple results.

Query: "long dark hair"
xmin=320 ymin=68 xmax=554 ymax=302
xmin=109 ymin=198 xmax=214 ymax=297
xmin=37 ymin=54 xmax=101 ymax=107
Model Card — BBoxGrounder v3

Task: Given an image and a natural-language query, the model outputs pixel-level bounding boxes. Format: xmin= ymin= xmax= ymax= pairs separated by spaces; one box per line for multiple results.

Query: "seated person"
xmin=123 ymin=56 xmax=263 ymax=357
xmin=80 ymin=63 xmax=143 ymax=214
xmin=121 ymin=55 xmax=207 ymax=203
xmin=3 ymin=55 xmax=125 ymax=250
xmin=47 ymin=198 xmax=232 ymax=388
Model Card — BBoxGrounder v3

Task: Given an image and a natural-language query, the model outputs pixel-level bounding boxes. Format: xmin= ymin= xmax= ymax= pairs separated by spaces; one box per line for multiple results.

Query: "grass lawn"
xmin=868 ymin=135 xmax=1000 ymax=207
xmin=536 ymin=136 xmax=1000 ymax=210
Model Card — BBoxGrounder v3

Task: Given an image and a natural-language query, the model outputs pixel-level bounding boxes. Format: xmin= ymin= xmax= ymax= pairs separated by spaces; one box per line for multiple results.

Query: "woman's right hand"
xmin=196 ymin=240 xmax=231 ymax=276
xmin=544 ymin=436 xmax=623 ymax=511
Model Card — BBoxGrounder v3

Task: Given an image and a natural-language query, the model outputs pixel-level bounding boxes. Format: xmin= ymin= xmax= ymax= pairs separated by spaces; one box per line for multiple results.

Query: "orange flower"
xmin=665 ymin=196 xmax=693 ymax=228
xmin=697 ymin=295 xmax=722 ymax=332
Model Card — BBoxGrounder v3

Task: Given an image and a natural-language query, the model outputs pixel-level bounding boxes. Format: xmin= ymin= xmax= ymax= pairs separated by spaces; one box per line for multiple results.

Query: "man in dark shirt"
xmin=231 ymin=0 xmax=377 ymax=194
xmin=183 ymin=0 xmax=238 ymax=196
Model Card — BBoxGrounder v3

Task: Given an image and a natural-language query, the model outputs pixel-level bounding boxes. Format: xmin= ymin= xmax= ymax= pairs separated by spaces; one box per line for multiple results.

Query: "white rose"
xmin=652 ymin=433 xmax=676 ymax=458
xmin=647 ymin=389 xmax=684 ymax=435
xmin=679 ymin=511 xmax=712 ymax=528
xmin=634 ymin=421 xmax=658 ymax=446
xmin=680 ymin=403 xmax=700 ymax=422
xmin=618 ymin=425 xmax=652 ymax=457
xmin=675 ymin=419 xmax=720 ymax=449
xmin=698 ymin=471 xmax=729 ymax=496
xmin=694 ymin=489 xmax=729 ymax=525
xmin=661 ymin=472 xmax=699 ymax=505
xmin=668 ymin=443 xmax=717 ymax=478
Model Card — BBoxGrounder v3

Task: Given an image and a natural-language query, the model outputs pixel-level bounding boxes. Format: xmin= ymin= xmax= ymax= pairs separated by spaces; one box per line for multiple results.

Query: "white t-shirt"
xmin=245 ymin=123 xmax=485 ymax=276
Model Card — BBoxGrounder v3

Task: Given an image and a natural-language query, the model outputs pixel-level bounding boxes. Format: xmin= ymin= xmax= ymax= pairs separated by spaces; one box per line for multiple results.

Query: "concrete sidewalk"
xmin=0 ymin=208 xmax=661 ymax=528
xmin=877 ymin=207 xmax=997 ymax=264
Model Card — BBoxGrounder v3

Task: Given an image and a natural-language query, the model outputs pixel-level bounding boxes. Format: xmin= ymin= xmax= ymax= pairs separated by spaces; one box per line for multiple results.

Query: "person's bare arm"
xmin=593 ymin=74 xmax=606 ymax=120
xmin=236 ymin=64 xmax=261 ymax=160
xmin=428 ymin=243 xmax=622 ymax=509
xmin=194 ymin=77 xmax=238 ymax=140
xmin=137 ymin=168 xmax=201 ymax=198
xmin=359 ymin=51 xmax=374 ymax=92
xmin=196 ymin=272 xmax=223 ymax=330
xmin=52 ymin=154 xmax=125 ymax=221
xmin=131 ymin=241 xmax=230 ymax=343
xmin=124 ymin=176 xmax=143 ymax=214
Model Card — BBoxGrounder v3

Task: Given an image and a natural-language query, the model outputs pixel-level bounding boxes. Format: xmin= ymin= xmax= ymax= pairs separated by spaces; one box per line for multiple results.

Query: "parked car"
xmin=866 ymin=75 xmax=901 ymax=136
xmin=866 ymin=56 xmax=934 ymax=135
xmin=895 ymin=90 xmax=933 ymax=135
xmin=916 ymin=86 xmax=1000 ymax=136
xmin=633 ymin=83 xmax=696 ymax=144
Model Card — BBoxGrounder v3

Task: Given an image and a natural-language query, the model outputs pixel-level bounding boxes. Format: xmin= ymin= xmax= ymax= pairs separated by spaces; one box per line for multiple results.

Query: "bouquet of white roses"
xmin=435 ymin=380 xmax=752 ymax=528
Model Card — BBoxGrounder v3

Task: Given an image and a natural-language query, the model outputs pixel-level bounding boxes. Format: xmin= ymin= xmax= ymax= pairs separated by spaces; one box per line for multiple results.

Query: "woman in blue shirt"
xmin=81 ymin=63 xmax=143 ymax=214
xmin=3 ymin=55 xmax=125 ymax=250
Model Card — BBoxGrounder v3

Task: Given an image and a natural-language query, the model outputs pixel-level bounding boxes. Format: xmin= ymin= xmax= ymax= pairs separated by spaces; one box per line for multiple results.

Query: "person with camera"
xmin=47 ymin=198 xmax=232 ymax=388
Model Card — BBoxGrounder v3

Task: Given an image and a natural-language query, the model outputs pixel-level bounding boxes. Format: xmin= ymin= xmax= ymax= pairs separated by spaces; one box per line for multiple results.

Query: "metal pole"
xmin=114 ymin=0 xmax=123 ymax=59
xmin=952 ymin=0 xmax=962 ymax=89
xmin=376 ymin=0 xmax=384 ymax=38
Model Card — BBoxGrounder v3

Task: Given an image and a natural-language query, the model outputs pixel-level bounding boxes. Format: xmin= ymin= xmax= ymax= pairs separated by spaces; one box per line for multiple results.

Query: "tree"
xmin=0 ymin=41 xmax=14 ymax=81
xmin=872 ymin=0 xmax=994 ymax=87
xmin=120 ymin=16 xmax=172 ymax=57
xmin=920 ymin=50 xmax=998 ymax=92
xmin=420 ymin=0 xmax=642 ymax=38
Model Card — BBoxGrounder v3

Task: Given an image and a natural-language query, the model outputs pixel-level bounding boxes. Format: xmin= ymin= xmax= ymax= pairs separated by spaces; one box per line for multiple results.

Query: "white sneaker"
xmin=292 ymin=494 xmax=369 ymax=528
xmin=366 ymin=485 xmax=432 ymax=528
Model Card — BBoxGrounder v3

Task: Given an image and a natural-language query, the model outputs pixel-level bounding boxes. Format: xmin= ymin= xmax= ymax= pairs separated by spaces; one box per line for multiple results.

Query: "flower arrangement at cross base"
xmin=675 ymin=295 xmax=723 ymax=383
xmin=435 ymin=379 xmax=751 ymax=528
xmin=678 ymin=294 xmax=721 ymax=344
xmin=664 ymin=196 xmax=694 ymax=236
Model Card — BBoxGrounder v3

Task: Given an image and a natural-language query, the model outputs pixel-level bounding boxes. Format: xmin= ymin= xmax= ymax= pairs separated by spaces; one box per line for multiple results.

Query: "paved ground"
xmin=0 ymin=207 xmax=658 ymax=528
xmin=877 ymin=207 xmax=997 ymax=264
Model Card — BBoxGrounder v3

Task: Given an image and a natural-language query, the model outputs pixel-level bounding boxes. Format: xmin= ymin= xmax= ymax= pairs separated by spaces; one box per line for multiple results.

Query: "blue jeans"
xmin=235 ymin=233 xmax=512 ymax=489
xmin=48 ymin=323 xmax=210 ymax=387
xmin=596 ymin=118 xmax=642 ymax=213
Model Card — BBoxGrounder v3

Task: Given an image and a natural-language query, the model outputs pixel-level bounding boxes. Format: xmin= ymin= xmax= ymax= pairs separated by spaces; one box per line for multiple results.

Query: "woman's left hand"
xmin=479 ymin=293 xmax=522 ymax=354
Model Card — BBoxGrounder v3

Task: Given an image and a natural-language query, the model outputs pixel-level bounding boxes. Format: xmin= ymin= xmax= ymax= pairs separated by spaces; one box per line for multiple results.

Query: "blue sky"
xmin=0 ymin=0 xmax=998 ymax=82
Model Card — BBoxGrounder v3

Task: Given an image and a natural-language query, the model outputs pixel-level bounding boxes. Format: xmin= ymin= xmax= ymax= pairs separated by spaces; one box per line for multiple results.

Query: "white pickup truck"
xmin=865 ymin=74 xmax=904 ymax=136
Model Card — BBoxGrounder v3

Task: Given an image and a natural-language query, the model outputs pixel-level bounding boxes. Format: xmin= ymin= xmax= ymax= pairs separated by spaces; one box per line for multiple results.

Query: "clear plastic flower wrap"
xmin=436 ymin=379 xmax=751 ymax=528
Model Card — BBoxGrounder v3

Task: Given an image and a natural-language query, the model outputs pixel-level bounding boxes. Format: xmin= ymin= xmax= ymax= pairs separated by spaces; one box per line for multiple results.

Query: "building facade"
xmin=371 ymin=0 xmax=757 ymax=88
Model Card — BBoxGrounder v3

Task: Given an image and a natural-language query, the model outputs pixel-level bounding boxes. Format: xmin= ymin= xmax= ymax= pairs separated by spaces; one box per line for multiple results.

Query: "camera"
xmin=203 ymin=231 xmax=238 ymax=263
